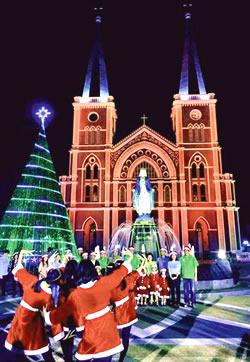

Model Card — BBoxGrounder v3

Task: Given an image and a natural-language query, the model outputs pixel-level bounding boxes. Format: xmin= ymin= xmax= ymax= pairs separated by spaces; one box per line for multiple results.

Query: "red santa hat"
xmin=129 ymin=246 xmax=135 ymax=250
xmin=184 ymin=246 xmax=191 ymax=251
xmin=90 ymin=252 xmax=96 ymax=256
xmin=152 ymin=263 xmax=158 ymax=269
xmin=42 ymin=253 xmax=48 ymax=258
xmin=83 ymin=252 xmax=88 ymax=256
xmin=95 ymin=265 xmax=101 ymax=269
xmin=77 ymin=247 xmax=83 ymax=251
xmin=160 ymin=268 xmax=167 ymax=272
xmin=160 ymin=247 xmax=167 ymax=252
xmin=169 ymin=251 xmax=178 ymax=256
xmin=100 ymin=250 xmax=106 ymax=254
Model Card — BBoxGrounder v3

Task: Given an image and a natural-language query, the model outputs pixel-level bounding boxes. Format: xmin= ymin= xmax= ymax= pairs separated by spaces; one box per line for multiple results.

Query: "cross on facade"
xmin=141 ymin=114 xmax=148 ymax=125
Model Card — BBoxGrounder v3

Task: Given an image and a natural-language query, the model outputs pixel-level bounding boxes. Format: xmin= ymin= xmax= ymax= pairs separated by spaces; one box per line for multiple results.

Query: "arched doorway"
xmin=195 ymin=218 xmax=209 ymax=260
xmin=83 ymin=218 xmax=97 ymax=251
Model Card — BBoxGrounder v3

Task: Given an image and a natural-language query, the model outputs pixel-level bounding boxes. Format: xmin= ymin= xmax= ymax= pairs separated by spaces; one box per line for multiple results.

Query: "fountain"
xmin=108 ymin=169 xmax=181 ymax=259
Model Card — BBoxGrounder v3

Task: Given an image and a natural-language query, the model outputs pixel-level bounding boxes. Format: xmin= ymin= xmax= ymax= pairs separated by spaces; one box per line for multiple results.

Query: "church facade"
xmin=59 ymin=8 xmax=241 ymax=259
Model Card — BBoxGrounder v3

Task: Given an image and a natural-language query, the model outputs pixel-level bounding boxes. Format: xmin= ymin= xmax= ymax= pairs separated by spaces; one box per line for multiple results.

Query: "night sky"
xmin=1 ymin=0 xmax=249 ymax=240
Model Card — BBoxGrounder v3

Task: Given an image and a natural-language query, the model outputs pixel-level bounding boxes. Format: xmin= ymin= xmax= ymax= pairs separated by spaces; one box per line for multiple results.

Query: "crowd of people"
xmin=0 ymin=245 xmax=199 ymax=361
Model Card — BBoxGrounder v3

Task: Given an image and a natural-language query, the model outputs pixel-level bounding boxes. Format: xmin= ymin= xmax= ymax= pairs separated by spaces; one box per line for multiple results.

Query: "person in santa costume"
xmin=44 ymin=248 xmax=135 ymax=361
xmin=137 ymin=268 xmax=150 ymax=305
xmin=5 ymin=250 xmax=64 ymax=362
xmin=148 ymin=263 xmax=161 ymax=305
xmin=158 ymin=268 xmax=170 ymax=305
xmin=110 ymin=256 xmax=146 ymax=362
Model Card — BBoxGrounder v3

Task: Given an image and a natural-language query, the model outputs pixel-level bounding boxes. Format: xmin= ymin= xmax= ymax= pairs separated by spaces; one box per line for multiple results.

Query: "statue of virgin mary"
xmin=132 ymin=168 xmax=154 ymax=216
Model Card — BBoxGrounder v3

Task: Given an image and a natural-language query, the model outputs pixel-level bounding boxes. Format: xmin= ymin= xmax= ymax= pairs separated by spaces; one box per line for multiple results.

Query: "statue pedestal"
xmin=129 ymin=215 xmax=161 ymax=260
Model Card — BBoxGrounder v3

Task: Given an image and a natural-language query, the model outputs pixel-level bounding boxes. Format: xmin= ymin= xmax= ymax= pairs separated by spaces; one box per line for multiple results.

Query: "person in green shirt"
xmin=98 ymin=250 xmax=109 ymax=275
xmin=179 ymin=245 xmax=199 ymax=308
xmin=146 ymin=253 xmax=155 ymax=276
xmin=123 ymin=247 xmax=141 ymax=271
xmin=109 ymin=249 xmax=121 ymax=264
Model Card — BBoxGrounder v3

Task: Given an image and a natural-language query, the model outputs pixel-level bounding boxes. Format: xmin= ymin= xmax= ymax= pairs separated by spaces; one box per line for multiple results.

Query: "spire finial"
xmin=94 ymin=6 xmax=103 ymax=23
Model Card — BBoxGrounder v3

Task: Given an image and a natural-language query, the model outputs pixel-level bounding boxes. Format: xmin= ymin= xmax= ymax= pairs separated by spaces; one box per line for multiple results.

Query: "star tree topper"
xmin=36 ymin=106 xmax=51 ymax=125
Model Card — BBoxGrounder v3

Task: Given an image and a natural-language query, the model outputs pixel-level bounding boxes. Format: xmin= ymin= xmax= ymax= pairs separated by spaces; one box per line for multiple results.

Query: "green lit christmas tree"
xmin=0 ymin=107 xmax=78 ymax=259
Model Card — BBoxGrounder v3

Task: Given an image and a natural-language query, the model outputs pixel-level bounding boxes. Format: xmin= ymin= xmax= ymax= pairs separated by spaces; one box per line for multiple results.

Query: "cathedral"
xmin=59 ymin=6 xmax=241 ymax=260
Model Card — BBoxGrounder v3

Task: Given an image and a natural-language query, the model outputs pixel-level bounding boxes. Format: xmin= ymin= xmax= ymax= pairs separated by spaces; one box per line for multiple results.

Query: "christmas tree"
xmin=0 ymin=108 xmax=78 ymax=260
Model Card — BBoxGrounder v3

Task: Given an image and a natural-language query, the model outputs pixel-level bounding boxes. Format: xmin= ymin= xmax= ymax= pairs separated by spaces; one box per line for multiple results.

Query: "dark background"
xmin=0 ymin=0 xmax=249 ymax=241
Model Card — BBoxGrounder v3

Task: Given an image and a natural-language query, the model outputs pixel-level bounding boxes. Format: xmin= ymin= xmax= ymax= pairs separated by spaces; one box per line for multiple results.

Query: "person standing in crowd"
xmin=39 ymin=253 xmax=49 ymax=280
xmin=137 ymin=268 xmax=150 ymax=305
xmin=157 ymin=248 xmax=170 ymax=274
xmin=109 ymin=248 xmax=121 ymax=264
xmin=98 ymin=250 xmax=109 ymax=275
xmin=0 ymin=250 xmax=10 ymax=296
xmin=10 ymin=252 xmax=22 ymax=297
xmin=44 ymin=249 xmax=135 ymax=362
xmin=149 ymin=263 xmax=161 ymax=305
xmin=146 ymin=252 xmax=154 ymax=275
xmin=124 ymin=247 xmax=141 ymax=271
xmin=168 ymin=251 xmax=181 ymax=306
xmin=90 ymin=251 xmax=100 ymax=267
xmin=77 ymin=247 xmax=84 ymax=259
xmin=158 ymin=268 xmax=170 ymax=305
xmin=180 ymin=245 xmax=199 ymax=308
xmin=5 ymin=250 xmax=64 ymax=362
xmin=83 ymin=252 xmax=89 ymax=260
xmin=110 ymin=256 xmax=146 ymax=362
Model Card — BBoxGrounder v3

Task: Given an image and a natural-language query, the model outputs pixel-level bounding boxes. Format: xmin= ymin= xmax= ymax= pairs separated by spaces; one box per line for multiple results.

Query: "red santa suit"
xmin=110 ymin=270 xmax=140 ymax=329
xmin=45 ymin=261 xmax=132 ymax=360
xmin=149 ymin=271 xmax=161 ymax=296
xmin=159 ymin=275 xmax=170 ymax=299
xmin=5 ymin=265 xmax=64 ymax=355
xmin=137 ymin=272 xmax=150 ymax=298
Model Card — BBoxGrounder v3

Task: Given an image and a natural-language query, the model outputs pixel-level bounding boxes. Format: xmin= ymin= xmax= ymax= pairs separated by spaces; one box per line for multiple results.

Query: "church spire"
xmin=179 ymin=3 xmax=207 ymax=98
xmin=82 ymin=7 xmax=109 ymax=101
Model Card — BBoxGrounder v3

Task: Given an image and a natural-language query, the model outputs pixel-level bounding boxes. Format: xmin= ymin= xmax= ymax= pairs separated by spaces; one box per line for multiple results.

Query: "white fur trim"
xmin=115 ymin=296 xmax=129 ymax=307
xmin=117 ymin=318 xmax=138 ymax=329
xmin=41 ymin=282 xmax=52 ymax=294
xmin=63 ymin=327 xmax=69 ymax=332
xmin=12 ymin=264 xmax=24 ymax=276
xmin=79 ymin=280 xmax=97 ymax=289
xmin=123 ymin=260 xmax=132 ymax=274
xmin=85 ymin=306 xmax=110 ymax=320
xmin=76 ymin=325 xmax=85 ymax=332
xmin=44 ymin=311 xmax=52 ymax=325
xmin=75 ymin=343 xmax=124 ymax=360
xmin=50 ymin=331 xmax=65 ymax=344
xmin=137 ymin=269 xmax=144 ymax=277
xmin=5 ymin=340 xmax=49 ymax=355
xmin=20 ymin=300 xmax=39 ymax=312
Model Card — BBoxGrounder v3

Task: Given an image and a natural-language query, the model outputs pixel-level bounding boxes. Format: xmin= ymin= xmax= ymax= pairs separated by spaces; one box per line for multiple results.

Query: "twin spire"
xmin=179 ymin=3 xmax=207 ymax=97
xmin=82 ymin=7 xmax=109 ymax=100
xmin=82 ymin=4 xmax=207 ymax=100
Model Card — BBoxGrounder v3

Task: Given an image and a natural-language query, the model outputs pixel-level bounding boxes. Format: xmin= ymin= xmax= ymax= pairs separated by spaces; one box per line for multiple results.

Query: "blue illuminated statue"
xmin=132 ymin=169 xmax=154 ymax=216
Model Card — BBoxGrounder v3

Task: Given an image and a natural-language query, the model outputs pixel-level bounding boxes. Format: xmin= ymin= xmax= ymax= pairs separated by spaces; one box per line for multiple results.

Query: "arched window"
xmin=192 ymin=184 xmax=198 ymax=201
xmin=188 ymin=124 xmax=193 ymax=142
xmin=200 ymin=184 xmax=206 ymax=201
xmin=164 ymin=185 xmax=171 ymax=202
xmin=192 ymin=163 xmax=197 ymax=178
xmin=84 ymin=128 xmax=89 ymax=144
xmin=85 ymin=185 xmax=90 ymax=202
xmin=93 ymin=165 xmax=98 ymax=179
xmin=132 ymin=161 xmax=157 ymax=179
xmin=200 ymin=124 xmax=205 ymax=142
xmin=96 ymin=128 xmax=101 ymax=144
xmin=194 ymin=125 xmax=199 ymax=142
xmin=200 ymin=163 xmax=205 ymax=178
xmin=119 ymin=186 xmax=126 ymax=202
xmin=93 ymin=185 xmax=98 ymax=202
xmin=153 ymin=185 xmax=158 ymax=202
xmin=90 ymin=129 xmax=95 ymax=144
xmin=86 ymin=165 xmax=91 ymax=179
